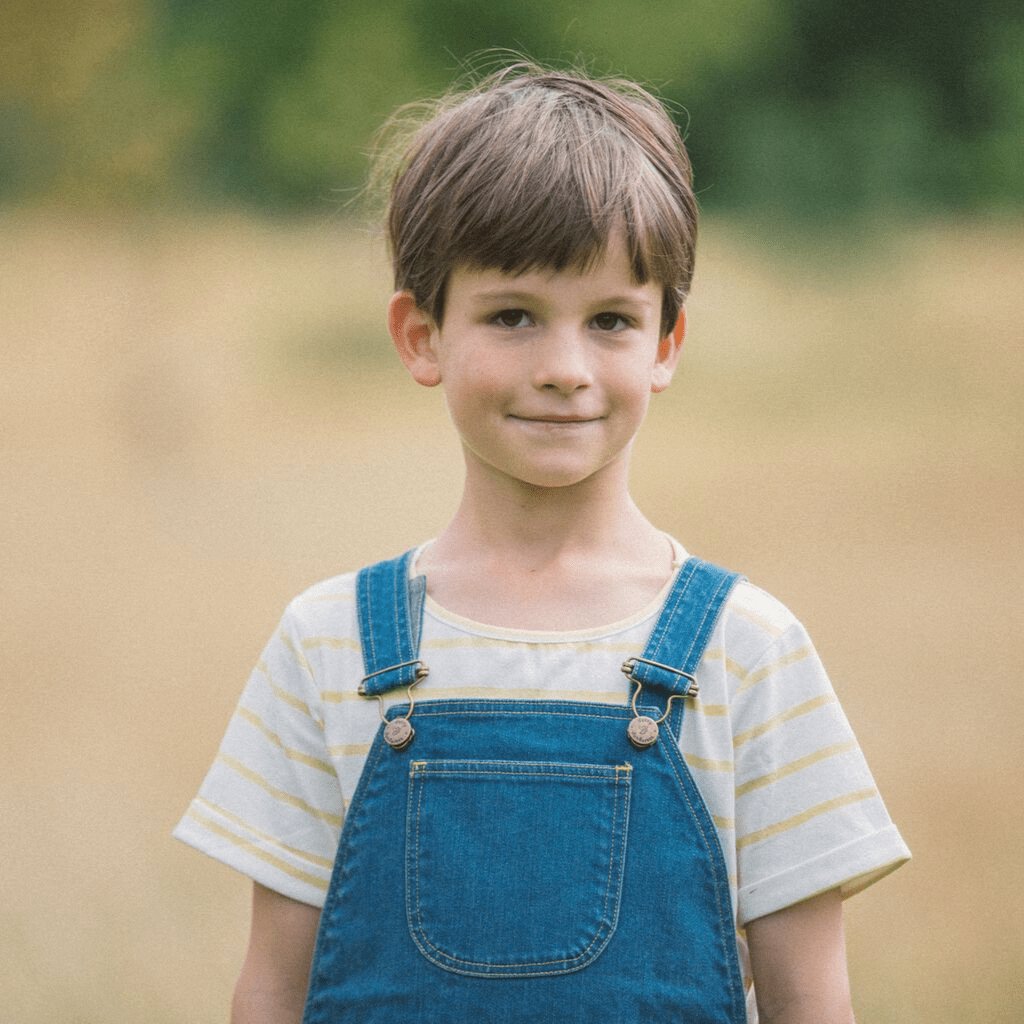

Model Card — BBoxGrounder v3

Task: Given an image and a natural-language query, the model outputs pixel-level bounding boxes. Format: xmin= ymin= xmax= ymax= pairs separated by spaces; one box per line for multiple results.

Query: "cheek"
xmin=615 ymin=359 xmax=659 ymax=402
xmin=445 ymin=352 xmax=509 ymax=398
xmin=440 ymin=368 xmax=507 ymax=429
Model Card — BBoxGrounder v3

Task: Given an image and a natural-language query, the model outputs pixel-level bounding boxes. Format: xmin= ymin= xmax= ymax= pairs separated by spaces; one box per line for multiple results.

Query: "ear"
xmin=651 ymin=309 xmax=686 ymax=393
xmin=388 ymin=291 xmax=442 ymax=387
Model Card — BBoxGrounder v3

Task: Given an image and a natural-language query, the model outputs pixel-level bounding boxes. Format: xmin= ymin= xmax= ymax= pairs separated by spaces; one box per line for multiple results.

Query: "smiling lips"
xmin=510 ymin=414 xmax=603 ymax=424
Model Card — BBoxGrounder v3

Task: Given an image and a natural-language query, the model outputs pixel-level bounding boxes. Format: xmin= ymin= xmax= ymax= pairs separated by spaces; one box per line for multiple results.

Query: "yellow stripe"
xmin=695 ymin=702 xmax=729 ymax=717
xmin=733 ymin=694 xmax=836 ymax=748
xmin=257 ymin=660 xmax=317 ymax=720
xmin=685 ymin=753 xmax=734 ymax=772
xmin=281 ymin=632 xmax=316 ymax=680
xmin=723 ymin=656 xmax=750 ymax=681
xmin=730 ymin=603 xmax=785 ymax=637
xmin=421 ymin=636 xmax=640 ymax=653
xmin=270 ymin=680 xmax=316 ymax=719
xmin=735 ymin=740 xmax=858 ymax=798
xmin=703 ymin=648 xmax=757 ymax=685
xmin=698 ymin=646 xmax=726 ymax=665
xmin=706 ymin=648 xmax=804 ymax=690
xmin=236 ymin=707 xmax=334 ymax=775
xmin=302 ymin=636 xmax=359 ymax=651
xmin=187 ymin=808 xmax=329 ymax=890
xmin=328 ymin=742 xmax=373 ymax=757
xmin=713 ymin=814 xmax=735 ymax=830
xmin=218 ymin=754 xmax=343 ymax=827
xmin=737 ymin=788 xmax=878 ymax=850
xmin=195 ymin=797 xmax=335 ymax=870
xmin=737 ymin=645 xmax=813 ymax=694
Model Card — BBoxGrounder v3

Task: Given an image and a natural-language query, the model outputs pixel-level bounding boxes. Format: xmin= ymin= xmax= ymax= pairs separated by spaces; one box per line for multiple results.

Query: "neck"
xmin=417 ymin=452 xmax=676 ymax=630
xmin=426 ymin=452 xmax=666 ymax=576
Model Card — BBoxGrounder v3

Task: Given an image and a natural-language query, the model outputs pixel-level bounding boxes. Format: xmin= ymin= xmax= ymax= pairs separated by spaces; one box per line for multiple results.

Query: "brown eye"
xmin=493 ymin=309 xmax=531 ymax=328
xmin=593 ymin=313 xmax=626 ymax=331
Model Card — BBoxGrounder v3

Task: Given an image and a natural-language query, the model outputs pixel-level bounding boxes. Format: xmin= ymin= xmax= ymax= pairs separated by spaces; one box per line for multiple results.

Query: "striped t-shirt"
xmin=175 ymin=540 xmax=909 ymax=997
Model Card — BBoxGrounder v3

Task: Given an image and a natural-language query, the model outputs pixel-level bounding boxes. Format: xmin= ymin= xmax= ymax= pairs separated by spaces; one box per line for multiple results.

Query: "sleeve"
xmin=172 ymin=600 xmax=342 ymax=907
xmin=731 ymin=618 xmax=910 ymax=925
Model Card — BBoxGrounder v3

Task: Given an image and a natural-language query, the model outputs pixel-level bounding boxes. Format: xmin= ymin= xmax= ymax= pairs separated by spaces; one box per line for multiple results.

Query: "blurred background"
xmin=1 ymin=1 xmax=1021 ymax=1021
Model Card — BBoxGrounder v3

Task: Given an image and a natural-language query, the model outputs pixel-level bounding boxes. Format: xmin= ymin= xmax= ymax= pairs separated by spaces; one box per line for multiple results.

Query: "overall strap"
xmin=356 ymin=549 xmax=428 ymax=697
xmin=625 ymin=557 xmax=743 ymax=697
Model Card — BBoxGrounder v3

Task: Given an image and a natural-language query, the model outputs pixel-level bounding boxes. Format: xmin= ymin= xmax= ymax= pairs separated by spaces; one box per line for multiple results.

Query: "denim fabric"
xmin=408 ymin=758 xmax=631 ymax=976
xmin=356 ymin=549 xmax=427 ymax=696
xmin=303 ymin=554 xmax=747 ymax=1024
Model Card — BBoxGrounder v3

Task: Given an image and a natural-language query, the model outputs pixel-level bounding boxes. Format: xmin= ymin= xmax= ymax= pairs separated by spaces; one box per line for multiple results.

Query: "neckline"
xmin=411 ymin=536 xmax=687 ymax=643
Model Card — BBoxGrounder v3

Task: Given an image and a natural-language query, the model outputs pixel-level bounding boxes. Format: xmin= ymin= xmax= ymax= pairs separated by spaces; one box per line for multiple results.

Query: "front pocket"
xmin=405 ymin=759 xmax=632 ymax=978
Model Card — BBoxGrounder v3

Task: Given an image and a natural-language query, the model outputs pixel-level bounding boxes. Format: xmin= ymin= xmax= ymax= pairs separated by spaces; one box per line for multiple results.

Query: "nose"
xmin=530 ymin=328 xmax=594 ymax=394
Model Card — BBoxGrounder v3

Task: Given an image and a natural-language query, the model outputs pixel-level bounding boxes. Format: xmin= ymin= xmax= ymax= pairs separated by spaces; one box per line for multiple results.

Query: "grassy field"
xmin=1 ymin=209 xmax=1021 ymax=1022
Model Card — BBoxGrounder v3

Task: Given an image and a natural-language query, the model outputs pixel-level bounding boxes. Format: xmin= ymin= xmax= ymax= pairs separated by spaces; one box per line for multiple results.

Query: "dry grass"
xmin=1 ymin=209 xmax=1021 ymax=1022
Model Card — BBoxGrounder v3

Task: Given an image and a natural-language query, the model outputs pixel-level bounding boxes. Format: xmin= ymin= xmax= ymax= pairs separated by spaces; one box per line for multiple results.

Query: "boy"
xmin=175 ymin=64 xmax=909 ymax=1023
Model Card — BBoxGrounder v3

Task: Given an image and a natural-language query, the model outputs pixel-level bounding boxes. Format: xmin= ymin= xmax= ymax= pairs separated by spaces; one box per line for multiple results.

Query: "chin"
xmin=505 ymin=461 xmax=614 ymax=491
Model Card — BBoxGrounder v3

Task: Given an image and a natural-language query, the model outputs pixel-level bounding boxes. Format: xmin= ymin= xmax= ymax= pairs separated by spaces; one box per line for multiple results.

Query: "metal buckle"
xmin=620 ymin=657 xmax=699 ymax=698
xmin=622 ymin=658 xmax=699 ymax=750
xmin=359 ymin=661 xmax=429 ymax=751
xmin=358 ymin=659 xmax=429 ymax=696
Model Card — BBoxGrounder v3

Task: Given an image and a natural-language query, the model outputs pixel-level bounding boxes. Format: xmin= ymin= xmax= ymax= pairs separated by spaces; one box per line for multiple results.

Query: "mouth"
xmin=509 ymin=414 xmax=603 ymax=425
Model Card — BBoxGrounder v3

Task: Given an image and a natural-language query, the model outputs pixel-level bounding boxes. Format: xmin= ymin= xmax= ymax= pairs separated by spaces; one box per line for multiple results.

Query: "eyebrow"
xmin=469 ymin=289 xmax=655 ymax=310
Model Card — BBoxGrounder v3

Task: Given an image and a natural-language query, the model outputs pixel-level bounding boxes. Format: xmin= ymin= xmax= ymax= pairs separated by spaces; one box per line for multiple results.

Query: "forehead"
xmin=448 ymin=232 xmax=661 ymax=309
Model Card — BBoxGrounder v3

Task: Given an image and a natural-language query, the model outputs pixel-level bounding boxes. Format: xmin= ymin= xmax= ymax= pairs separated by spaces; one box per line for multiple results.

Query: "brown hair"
xmin=377 ymin=63 xmax=698 ymax=336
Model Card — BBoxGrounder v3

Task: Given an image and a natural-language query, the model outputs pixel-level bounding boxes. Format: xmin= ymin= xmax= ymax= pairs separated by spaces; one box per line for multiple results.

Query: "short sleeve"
xmin=173 ymin=600 xmax=342 ymax=907
xmin=731 ymin=618 xmax=910 ymax=925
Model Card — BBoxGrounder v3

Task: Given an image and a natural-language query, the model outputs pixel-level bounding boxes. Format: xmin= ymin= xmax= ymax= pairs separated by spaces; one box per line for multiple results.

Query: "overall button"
xmin=384 ymin=718 xmax=414 ymax=750
xmin=627 ymin=716 xmax=659 ymax=749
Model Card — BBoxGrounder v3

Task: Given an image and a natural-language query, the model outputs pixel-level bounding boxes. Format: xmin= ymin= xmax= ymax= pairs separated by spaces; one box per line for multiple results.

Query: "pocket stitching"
xmin=407 ymin=763 xmax=630 ymax=974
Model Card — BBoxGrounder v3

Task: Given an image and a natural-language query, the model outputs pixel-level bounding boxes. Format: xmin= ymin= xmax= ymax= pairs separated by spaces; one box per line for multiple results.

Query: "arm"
xmin=746 ymin=888 xmax=855 ymax=1024
xmin=231 ymin=882 xmax=321 ymax=1024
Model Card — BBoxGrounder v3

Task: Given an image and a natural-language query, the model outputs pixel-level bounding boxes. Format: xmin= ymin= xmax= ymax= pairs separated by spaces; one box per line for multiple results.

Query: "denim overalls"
xmin=302 ymin=551 xmax=747 ymax=1023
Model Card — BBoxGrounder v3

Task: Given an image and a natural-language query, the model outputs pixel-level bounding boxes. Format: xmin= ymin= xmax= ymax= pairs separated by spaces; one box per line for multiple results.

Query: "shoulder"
xmin=718 ymin=578 xmax=814 ymax=665
xmin=726 ymin=579 xmax=799 ymax=634
xmin=704 ymin=574 xmax=836 ymax=714
xmin=282 ymin=545 xmax=429 ymax=639
xmin=279 ymin=569 xmax=360 ymax=638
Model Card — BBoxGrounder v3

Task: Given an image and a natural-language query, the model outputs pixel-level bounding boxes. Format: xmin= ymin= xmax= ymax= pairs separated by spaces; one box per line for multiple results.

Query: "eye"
xmin=491 ymin=309 xmax=533 ymax=329
xmin=591 ymin=312 xmax=629 ymax=332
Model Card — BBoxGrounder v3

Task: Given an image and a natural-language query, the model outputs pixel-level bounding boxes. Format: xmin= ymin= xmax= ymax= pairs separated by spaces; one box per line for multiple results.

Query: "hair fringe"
xmin=366 ymin=53 xmax=698 ymax=333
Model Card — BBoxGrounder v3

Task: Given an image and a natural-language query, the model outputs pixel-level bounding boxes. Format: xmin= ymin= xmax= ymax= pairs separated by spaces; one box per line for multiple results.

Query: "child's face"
xmin=395 ymin=232 xmax=683 ymax=493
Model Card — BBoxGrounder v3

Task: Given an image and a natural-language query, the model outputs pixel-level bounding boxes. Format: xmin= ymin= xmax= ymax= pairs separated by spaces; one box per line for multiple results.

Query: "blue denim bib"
xmin=303 ymin=552 xmax=747 ymax=1023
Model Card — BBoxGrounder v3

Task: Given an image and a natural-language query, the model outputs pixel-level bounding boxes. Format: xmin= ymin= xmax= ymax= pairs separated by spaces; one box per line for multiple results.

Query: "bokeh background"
xmin=2 ymin=2 xmax=1022 ymax=1021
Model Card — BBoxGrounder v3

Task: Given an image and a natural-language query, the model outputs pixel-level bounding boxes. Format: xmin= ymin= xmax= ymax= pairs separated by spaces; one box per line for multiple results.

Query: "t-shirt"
xmin=174 ymin=540 xmax=909 ymax=1003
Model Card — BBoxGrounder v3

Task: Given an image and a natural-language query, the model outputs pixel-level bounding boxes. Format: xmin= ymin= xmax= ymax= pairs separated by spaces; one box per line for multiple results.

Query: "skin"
xmin=231 ymin=235 xmax=856 ymax=1022
xmin=389 ymin=232 xmax=685 ymax=629
xmin=231 ymin=884 xmax=319 ymax=1024
xmin=746 ymin=888 xmax=856 ymax=1024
